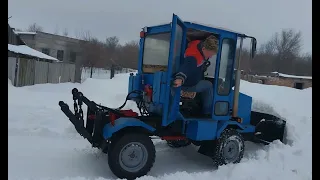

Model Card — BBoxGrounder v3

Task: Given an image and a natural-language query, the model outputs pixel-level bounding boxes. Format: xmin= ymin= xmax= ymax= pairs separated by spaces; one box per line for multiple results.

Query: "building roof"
xmin=8 ymin=44 xmax=59 ymax=61
xmin=14 ymin=30 xmax=84 ymax=43
xmin=271 ymin=72 xmax=312 ymax=80
xmin=14 ymin=31 xmax=37 ymax=35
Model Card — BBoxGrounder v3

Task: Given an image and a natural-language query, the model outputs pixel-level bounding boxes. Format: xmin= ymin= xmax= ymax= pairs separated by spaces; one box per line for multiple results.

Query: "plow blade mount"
xmin=58 ymin=88 xmax=128 ymax=149
xmin=59 ymin=101 xmax=93 ymax=143
xmin=250 ymin=111 xmax=286 ymax=144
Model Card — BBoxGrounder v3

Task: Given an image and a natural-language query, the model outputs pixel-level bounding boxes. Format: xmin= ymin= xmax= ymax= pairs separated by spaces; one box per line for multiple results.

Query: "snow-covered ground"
xmin=8 ymin=73 xmax=312 ymax=180
xmin=81 ymin=67 xmax=136 ymax=83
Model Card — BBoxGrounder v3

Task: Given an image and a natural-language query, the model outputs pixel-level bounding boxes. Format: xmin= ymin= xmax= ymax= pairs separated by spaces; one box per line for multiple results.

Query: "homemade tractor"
xmin=59 ymin=14 xmax=286 ymax=180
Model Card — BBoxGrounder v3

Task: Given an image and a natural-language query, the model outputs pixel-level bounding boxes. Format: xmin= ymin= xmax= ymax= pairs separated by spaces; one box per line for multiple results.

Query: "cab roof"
xmin=185 ymin=21 xmax=243 ymax=35
xmin=144 ymin=21 xmax=245 ymax=36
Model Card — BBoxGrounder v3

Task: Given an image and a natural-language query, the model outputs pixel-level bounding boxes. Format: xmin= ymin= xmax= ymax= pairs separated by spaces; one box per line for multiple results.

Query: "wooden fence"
xmin=8 ymin=57 xmax=75 ymax=87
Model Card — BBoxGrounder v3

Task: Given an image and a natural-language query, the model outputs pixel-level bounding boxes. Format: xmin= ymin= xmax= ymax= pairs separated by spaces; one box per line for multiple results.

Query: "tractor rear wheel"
xmin=108 ymin=133 xmax=156 ymax=180
xmin=213 ymin=129 xmax=244 ymax=166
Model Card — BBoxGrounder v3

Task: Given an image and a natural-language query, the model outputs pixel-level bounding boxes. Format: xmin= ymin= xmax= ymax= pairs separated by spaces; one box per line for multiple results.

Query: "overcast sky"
xmin=8 ymin=0 xmax=312 ymax=53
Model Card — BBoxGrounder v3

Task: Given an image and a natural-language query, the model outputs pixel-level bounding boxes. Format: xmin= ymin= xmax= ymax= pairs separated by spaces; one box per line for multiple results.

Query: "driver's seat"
xmin=179 ymin=90 xmax=202 ymax=117
xmin=180 ymin=90 xmax=197 ymax=99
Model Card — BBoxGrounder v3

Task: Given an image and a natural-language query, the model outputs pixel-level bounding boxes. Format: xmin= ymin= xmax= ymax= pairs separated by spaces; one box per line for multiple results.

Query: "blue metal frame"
xmin=102 ymin=117 xmax=156 ymax=139
xmin=182 ymin=23 xmax=238 ymax=121
xmin=145 ymin=24 xmax=171 ymax=34
xmin=162 ymin=14 xmax=187 ymax=126
xmin=216 ymin=121 xmax=255 ymax=138
xmin=212 ymin=36 xmax=237 ymax=121
xmin=137 ymin=24 xmax=171 ymax=73
xmin=184 ymin=22 xmax=243 ymax=37
xmin=137 ymin=38 xmax=145 ymax=73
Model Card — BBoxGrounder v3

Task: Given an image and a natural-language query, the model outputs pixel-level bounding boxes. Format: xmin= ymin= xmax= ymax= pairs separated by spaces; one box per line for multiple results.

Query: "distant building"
xmin=8 ymin=24 xmax=61 ymax=86
xmin=8 ymin=24 xmax=58 ymax=62
xmin=241 ymin=71 xmax=312 ymax=89
xmin=16 ymin=31 xmax=85 ymax=82
xmin=8 ymin=24 xmax=24 ymax=46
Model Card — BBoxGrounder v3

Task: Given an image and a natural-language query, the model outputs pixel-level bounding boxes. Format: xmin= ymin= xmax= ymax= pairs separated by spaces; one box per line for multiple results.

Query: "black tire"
xmin=108 ymin=133 xmax=156 ymax=180
xmin=213 ymin=129 xmax=244 ymax=166
xmin=166 ymin=139 xmax=191 ymax=148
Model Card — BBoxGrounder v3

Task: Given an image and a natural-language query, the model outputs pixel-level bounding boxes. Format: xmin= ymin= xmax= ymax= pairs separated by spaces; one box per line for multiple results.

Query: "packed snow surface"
xmin=8 ymin=74 xmax=312 ymax=180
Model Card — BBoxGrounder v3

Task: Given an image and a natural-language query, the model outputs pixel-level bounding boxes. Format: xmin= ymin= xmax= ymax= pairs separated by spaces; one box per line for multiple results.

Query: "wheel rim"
xmin=222 ymin=139 xmax=240 ymax=163
xmin=119 ymin=142 xmax=148 ymax=172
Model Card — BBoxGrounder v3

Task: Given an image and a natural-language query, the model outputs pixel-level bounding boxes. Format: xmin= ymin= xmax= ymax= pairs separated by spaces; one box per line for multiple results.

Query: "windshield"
xmin=142 ymin=33 xmax=171 ymax=73
xmin=217 ymin=38 xmax=236 ymax=95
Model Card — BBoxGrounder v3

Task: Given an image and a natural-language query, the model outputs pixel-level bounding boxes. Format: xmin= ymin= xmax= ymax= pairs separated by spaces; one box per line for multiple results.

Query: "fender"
xmin=216 ymin=120 xmax=255 ymax=138
xmin=102 ymin=117 xmax=156 ymax=139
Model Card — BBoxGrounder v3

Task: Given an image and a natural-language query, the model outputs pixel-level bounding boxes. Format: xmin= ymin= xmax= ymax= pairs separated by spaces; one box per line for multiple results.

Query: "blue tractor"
xmin=59 ymin=14 xmax=286 ymax=180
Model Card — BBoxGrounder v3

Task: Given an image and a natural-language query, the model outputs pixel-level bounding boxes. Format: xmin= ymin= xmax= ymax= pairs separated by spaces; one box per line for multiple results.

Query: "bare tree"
xmin=63 ymin=28 xmax=68 ymax=36
xmin=26 ymin=23 xmax=43 ymax=32
xmin=117 ymin=40 xmax=139 ymax=69
xmin=274 ymin=29 xmax=302 ymax=57
xmin=259 ymin=38 xmax=276 ymax=55
xmin=256 ymin=29 xmax=303 ymax=74
xmin=76 ymin=30 xmax=93 ymax=41
xmin=292 ymin=53 xmax=312 ymax=76
xmin=105 ymin=36 xmax=120 ymax=51
xmin=54 ymin=25 xmax=60 ymax=35
xmin=77 ymin=31 xmax=110 ymax=69
xmin=104 ymin=36 xmax=120 ymax=65
xmin=273 ymin=29 xmax=301 ymax=73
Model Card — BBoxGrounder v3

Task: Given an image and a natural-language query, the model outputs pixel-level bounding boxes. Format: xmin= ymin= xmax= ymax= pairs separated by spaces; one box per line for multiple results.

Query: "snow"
xmin=81 ymin=67 xmax=136 ymax=83
xmin=278 ymin=73 xmax=312 ymax=80
xmin=271 ymin=72 xmax=312 ymax=80
xmin=14 ymin=31 xmax=37 ymax=35
xmin=8 ymin=74 xmax=312 ymax=180
xmin=8 ymin=44 xmax=59 ymax=61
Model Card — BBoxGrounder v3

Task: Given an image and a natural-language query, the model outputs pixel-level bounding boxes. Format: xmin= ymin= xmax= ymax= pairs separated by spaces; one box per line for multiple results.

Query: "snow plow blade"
xmin=59 ymin=101 xmax=93 ymax=143
xmin=250 ymin=111 xmax=286 ymax=144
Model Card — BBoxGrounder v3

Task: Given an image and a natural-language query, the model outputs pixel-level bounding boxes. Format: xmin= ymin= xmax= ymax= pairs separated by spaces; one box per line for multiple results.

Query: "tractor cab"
xmin=129 ymin=14 xmax=257 ymax=123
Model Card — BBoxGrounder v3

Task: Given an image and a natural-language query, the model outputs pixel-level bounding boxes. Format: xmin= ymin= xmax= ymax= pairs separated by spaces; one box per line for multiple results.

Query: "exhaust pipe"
xmin=232 ymin=37 xmax=243 ymax=118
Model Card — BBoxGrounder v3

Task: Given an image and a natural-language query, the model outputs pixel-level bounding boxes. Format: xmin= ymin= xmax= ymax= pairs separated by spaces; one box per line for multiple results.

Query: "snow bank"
xmin=271 ymin=72 xmax=312 ymax=80
xmin=240 ymin=80 xmax=312 ymax=146
xmin=8 ymin=74 xmax=312 ymax=180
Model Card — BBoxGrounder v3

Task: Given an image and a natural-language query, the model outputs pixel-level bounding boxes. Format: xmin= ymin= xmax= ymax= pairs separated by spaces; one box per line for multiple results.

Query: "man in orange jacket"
xmin=173 ymin=35 xmax=218 ymax=116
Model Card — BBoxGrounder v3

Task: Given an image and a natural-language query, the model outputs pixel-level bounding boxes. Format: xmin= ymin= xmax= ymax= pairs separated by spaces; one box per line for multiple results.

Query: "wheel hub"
xmin=223 ymin=140 xmax=239 ymax=163
xmin=119 ymin=142 xmax=148 ymax=172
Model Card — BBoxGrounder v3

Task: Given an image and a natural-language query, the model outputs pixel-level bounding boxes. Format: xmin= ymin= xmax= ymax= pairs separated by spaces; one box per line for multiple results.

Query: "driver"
xmin=173 ymin=35 xmax=219 ymax=117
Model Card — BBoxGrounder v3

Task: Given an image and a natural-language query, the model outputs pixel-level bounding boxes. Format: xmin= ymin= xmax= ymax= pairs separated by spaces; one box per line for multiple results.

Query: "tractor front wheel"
xmin=213 ymin=129 xmax=244 ymax=166
xmin=108 ymin=133 xmax=156 ymax=180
